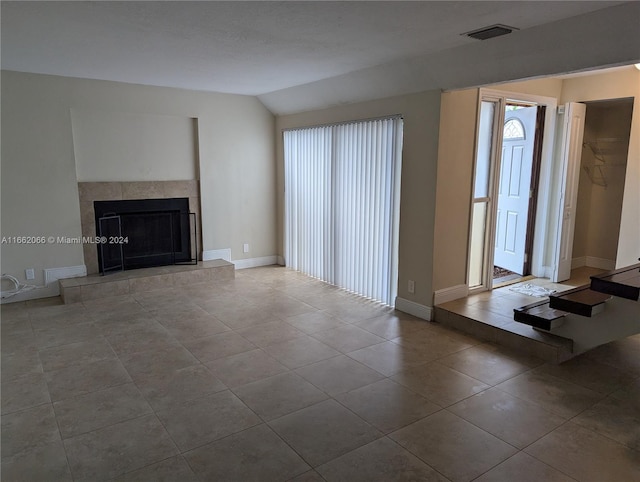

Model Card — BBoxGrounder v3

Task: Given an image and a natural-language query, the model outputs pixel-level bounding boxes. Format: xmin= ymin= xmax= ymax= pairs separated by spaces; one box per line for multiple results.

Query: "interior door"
xmin=552 ymin=102 xmax=587 ymax=282
xmin=494 ymin=106 xmax=538 ymax=274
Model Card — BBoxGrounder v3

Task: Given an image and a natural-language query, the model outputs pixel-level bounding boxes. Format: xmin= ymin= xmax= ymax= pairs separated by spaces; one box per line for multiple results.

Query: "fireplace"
xmin=94 ymin=198 xmax=196 ymax=274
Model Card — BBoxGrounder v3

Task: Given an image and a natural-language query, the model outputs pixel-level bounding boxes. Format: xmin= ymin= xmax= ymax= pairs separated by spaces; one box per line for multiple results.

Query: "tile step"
xmin=514 ymin=301 xmax=567 ymax=331
xmin=433 ymin=306 xmax=573 ymax=364
xmin=548 ymin=284 xmax=611 ymax=317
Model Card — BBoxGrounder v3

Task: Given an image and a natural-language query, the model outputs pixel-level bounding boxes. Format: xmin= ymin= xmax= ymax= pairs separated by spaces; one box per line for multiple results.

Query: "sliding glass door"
xmin=284 ymin=117 xmax=403 ymax=305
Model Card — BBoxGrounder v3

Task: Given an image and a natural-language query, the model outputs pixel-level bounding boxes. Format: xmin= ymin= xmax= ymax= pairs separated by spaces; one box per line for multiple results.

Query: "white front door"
xmin=494 ymin=106 xmax=538 ymax=275
xmin=552 ymin=102 xmax=587 ymax=282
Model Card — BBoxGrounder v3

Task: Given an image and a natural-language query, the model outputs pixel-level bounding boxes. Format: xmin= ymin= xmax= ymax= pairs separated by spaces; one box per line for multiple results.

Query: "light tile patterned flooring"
xmin=1 ymin=266 xmax=639 ymax=481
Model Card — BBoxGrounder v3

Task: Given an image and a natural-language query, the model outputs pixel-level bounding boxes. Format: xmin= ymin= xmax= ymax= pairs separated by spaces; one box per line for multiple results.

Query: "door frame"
xmin=522 ymin=105 xmax=546 ymax=275
xmin=468 ymin=88 xmax=558 ymax=292
xmin=551 ymin=102 xmax=587 ymax=282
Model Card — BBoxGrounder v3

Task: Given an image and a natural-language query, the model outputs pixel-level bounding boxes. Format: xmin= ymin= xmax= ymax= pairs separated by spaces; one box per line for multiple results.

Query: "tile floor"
xmin=1 ymin=266 xmax=639 ymax=481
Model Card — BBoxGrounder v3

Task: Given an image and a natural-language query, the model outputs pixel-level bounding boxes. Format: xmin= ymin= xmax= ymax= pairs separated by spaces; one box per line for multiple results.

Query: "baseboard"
xmin=543 ymin=266 xmax=554 ymax=279
xmin=202 ymin=248 xmax=232 ymax=262
xmin=530 ymin=265 xmax=545 ymax=278
xmin=277 ymin=256 xmax=285 ymax=266
xmin=1 ymin=264 xmax=87 ymax=304
xmin=585 ymin=256 xmax=615 ymax=270
xmin=433 ymin=284 xmax=468 ymax=305
xmin=572 ymin=256 xmax=586 ymax=270
xmin=233 ymin=255 xmax=279 ymax=270
xmin=394 ymin=297 xmax=433 ymax=321
xmin=570 ymin=256 xmax=614 ymax=271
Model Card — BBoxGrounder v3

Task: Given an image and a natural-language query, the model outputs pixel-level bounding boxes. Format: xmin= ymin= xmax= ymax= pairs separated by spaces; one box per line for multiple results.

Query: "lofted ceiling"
xmin=2 ymin=1 xmax=639 ymax=114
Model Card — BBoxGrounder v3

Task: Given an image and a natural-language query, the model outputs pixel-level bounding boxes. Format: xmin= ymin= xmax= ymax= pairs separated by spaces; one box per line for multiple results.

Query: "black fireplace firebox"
xmin=94 ymin=198 xmax=196 ymax=274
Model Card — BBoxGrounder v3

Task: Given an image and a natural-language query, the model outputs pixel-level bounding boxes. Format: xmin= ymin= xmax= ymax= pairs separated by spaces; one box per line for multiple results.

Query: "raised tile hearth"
xmin=59 ymin=260 xmax=234 ymax=304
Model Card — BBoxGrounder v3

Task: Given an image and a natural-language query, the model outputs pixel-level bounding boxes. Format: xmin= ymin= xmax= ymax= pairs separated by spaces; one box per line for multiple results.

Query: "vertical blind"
xmin=284 ymin=117 xmax=403 ymax=305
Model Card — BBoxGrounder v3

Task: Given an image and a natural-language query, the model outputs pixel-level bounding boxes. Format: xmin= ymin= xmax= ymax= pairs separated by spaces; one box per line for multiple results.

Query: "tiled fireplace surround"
xmin=77 ymin=181 xmax=202 ymax=275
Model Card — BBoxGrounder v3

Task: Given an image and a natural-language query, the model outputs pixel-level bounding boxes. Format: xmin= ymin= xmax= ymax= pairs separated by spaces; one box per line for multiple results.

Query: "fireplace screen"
xmin=98 ymin=215 xmax=124 ymax=274
xmin=95 ymin=198 xmax=196 ymax=275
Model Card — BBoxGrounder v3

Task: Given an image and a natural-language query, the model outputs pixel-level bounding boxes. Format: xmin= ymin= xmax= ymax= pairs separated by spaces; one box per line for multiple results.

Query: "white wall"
xmin=1 ymin=71 xmax=276 ymax=299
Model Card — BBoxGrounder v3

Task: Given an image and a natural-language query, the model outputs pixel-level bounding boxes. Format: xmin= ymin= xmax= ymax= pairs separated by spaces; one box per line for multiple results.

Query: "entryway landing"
xmin=434 ymin=267 xmax=605 ymax=363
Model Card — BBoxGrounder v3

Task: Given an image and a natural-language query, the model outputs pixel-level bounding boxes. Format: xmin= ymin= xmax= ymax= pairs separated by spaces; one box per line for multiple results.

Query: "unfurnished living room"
xmin=1 ymin=2 xmax=639 ymax=481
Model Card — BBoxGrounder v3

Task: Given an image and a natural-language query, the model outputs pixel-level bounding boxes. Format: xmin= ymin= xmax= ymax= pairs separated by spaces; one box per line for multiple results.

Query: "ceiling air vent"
xmin=464 ymin=24 xmax=517 ymax=41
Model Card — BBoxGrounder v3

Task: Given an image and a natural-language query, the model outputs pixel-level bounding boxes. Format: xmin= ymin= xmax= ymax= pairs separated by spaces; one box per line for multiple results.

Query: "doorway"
xmin=493 ymin=103 xmax=543 ymax=286
xmin=549 ymin=98 xmax=634 ymax=282
xmin=468 ymin=90 xmax=555 ymax=292
xmin=570 ymin=98 xmax=633 ymax=273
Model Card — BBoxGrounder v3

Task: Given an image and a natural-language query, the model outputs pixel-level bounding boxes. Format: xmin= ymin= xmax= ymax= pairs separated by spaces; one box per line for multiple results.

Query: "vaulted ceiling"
xmin=2 ymin=1 xmax=639 ymax=114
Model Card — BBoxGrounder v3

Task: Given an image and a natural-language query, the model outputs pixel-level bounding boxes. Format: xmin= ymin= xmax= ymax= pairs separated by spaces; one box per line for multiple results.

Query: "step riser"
xmin=591 ymin=277 xmax=639 ymax=301
xmin=513 ymin=310 xmax=559 ymax=331
xmin=434 ymin=307 xmax=573 ymax=364
xmin=548 ymin=297 xmax=603 ymax=317
xmin=548 ymin=284 xmax=612 ymax=317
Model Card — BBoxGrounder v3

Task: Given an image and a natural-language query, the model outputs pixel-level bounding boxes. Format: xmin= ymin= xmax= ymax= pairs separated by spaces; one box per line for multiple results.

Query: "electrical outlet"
xmin=408 ymin=280 xmax=415 ymax=294
xmin=243 ymin=243 xmax=249 ymax=253
xmin=25 ymin=268 xmax=35 ymax=280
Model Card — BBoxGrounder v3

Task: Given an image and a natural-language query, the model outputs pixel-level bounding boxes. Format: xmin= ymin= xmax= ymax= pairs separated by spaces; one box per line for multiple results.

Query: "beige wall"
xmin=560 ymin=67 xmax=640 ymax=268
xmin=572 ymin=140 xmax=593 ymax=260
xmin=276 ymin=91 xmax=442 ymax=308
xmin=432 ymin=89 xmax=478 ymax=292
xmin=72 ymin=109 xmax=197 ymax=182
xmin=492 ymin=77 xmax=564 ymax=99
xmin=1 ymin=71 xmax=275 ymax=293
